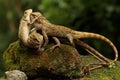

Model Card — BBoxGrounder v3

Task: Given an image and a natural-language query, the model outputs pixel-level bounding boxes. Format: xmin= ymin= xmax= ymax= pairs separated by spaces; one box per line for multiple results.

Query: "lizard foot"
xmin=37 ymin=47 xmax=45 ymax=53
xmin=49 ymin=44 xmax=60 ymax=52
xmin=49 ymin=37 xmax=61 ymax=52
xmin=80 ymin=65 xmax=90 ymax=77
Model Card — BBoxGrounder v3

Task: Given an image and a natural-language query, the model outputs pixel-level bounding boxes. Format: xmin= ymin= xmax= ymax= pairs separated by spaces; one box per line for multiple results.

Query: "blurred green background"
xmin=0 ymin=0 xmax=120 ymax=76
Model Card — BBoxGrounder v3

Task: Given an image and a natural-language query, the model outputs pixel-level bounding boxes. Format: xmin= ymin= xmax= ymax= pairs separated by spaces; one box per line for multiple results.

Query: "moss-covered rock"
xmin=3 ymin=41 xmax=82 ymax=79
xmin=3 ymin=40 xmax=120 ymax=80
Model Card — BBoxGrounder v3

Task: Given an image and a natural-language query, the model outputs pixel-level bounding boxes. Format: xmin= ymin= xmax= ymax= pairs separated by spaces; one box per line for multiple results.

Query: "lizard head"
xmin=30 ymin=12 xmax=44 ymax=24
xmin=23 ymin=9 xmax=33 ymax=23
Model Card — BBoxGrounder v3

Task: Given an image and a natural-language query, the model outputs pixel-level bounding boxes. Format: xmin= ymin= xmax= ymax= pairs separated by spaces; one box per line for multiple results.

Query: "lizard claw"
xmin=37 ymin=47 xmax=45 ymax=52
xmin=49 ymin=44 xmax=60 ymax=52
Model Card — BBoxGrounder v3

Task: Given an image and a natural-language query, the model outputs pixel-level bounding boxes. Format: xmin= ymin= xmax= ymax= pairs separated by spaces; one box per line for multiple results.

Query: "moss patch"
xmin=3 ymin=40 xmax=120 ymax=80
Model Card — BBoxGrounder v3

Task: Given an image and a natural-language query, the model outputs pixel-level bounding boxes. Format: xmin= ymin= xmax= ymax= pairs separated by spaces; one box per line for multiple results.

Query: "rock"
xmin=3 ymin=41 xmax=81 ymax=79
xmin=3 ymin=40 xmax=120 ymax=80
xmin=5 ymin=70 xmax=27 ymax=80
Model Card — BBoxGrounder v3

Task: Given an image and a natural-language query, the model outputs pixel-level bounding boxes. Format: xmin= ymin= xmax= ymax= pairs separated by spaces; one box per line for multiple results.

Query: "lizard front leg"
xmin=34 ymin=27 xmax=60 ymax=52
xmin=40 ymin=27 xmax=49 ymax=51
xmin=50 ymin=37 xmax=61 ymax=51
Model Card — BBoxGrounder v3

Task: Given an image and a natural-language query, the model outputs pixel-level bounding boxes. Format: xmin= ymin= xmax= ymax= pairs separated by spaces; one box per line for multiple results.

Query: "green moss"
xmin=3 ymin=41 xmax=82 ymax=78
xmin=3 ymin=41 xmax=20 ymax=70
xmin=3 ymin=40 xmax=120 ymax=80
xmin=79 ymin=55 xmax=120 ymax=80
xmin=0 ymin=77 xmax=7 ymax=80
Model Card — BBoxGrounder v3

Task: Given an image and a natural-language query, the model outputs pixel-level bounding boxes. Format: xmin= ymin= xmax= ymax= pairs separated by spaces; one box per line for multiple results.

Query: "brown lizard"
xmin=18 ymin=8 xmax=111 ymax=63
xmin=29 ymin=12 xmax=118 ymax=63
xmin=18 ymin=9 xmax=44 ymax=50
xmin=18 ymin=9 xmax=117 ymax=75
xmin=29 ymin=28 xmax=61 ymax=50
xmin=18 ymin=9 xmax=60 ymax=51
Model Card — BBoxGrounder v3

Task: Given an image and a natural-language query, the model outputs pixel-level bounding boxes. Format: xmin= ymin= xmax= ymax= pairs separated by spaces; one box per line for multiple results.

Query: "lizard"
xmin=18 ymin=9 xmax=111 ymax=62
xmin=29 ymin=11 xmax=118 ymax=64
xmin=18 ymin=9 xmax=60 ymax=51
xmin=18 ymin=9 xmax=44 ymax=50
xmin=18 ymin=8 xmax=111 ymax=62
xmin=18 ymin=9 xmax=117 ymax=75
xmin=29 ymin=28 xmax=61 ymax=50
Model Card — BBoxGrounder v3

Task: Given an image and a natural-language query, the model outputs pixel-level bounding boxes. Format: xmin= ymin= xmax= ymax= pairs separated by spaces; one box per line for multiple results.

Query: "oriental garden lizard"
xmin=19 ymin=9 xmax=114 ymax=64
xmin=18 ymin=9 xmax=60 ymax=51
xmin=29 ymin=11 xmax=118 ymax=66
xmin=19 ymin=9 xmax=118 ymax=76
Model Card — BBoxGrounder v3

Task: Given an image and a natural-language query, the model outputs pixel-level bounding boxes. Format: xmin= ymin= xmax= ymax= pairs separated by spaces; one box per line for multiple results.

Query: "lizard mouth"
xmin=23 ymin=9 xmax=33 ymax=24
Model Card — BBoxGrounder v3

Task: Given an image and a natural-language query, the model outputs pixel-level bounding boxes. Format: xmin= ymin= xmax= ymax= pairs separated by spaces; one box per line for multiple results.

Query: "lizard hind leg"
xmin=66 ymin=34 xmax=75 ymax=47
xmin=50 ymin=37 xmax=61 ymax=51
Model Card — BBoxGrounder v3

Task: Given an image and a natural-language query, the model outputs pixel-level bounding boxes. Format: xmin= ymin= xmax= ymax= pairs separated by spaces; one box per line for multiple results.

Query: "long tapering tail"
xmin=73 ymin=31 xmax=118 ymax=62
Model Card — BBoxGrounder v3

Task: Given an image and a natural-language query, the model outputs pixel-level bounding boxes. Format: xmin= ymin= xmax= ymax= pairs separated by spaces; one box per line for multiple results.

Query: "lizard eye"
xmin=24 ymin=11 xmax=27 ymax=15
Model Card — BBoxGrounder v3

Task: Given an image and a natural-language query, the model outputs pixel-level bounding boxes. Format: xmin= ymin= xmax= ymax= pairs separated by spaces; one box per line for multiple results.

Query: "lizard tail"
xmin=73 ymin=31 xmax=118 ymax=63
